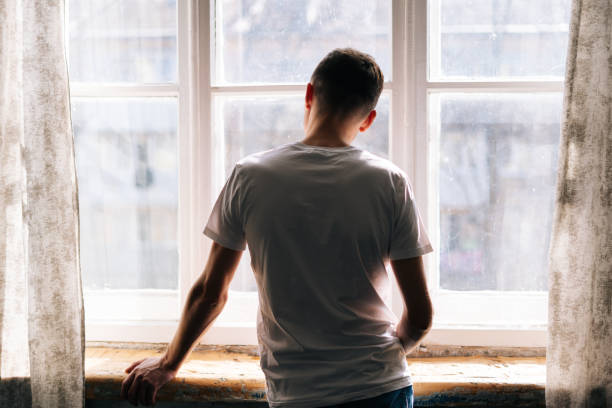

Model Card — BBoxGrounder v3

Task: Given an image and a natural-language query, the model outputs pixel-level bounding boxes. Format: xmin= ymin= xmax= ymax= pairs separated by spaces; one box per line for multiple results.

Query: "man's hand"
xmin=120 ymin=357 xmax=177 ymax=406
xmin=394 ymin=318 xmax=429 ymax=354
xmin=119 ymin=242 xmax=243 ymax=406
xmin=390 ymin=256 xmax=433 ymax=354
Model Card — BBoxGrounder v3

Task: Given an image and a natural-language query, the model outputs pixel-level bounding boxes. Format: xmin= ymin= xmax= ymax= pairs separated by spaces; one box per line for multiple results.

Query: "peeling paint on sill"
xmin=85 ymin=346 xmax=545 ymax=406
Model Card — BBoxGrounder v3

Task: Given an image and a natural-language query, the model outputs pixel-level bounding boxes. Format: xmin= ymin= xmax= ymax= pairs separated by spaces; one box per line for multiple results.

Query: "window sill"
xmin=85 ymin=345 xmax=545 ymax=406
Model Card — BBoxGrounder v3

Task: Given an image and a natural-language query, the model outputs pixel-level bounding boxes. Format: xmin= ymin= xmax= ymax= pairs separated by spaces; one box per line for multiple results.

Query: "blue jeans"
xmin=318 ymin=385 xmax=414 ymax=408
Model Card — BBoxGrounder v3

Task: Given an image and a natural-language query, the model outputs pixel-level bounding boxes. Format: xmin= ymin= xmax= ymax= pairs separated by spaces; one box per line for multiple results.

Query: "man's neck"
xmin=303 ymin=117 xmax=357 ymax=147
xmin=300 ymin=136 xmax=352 ymax=148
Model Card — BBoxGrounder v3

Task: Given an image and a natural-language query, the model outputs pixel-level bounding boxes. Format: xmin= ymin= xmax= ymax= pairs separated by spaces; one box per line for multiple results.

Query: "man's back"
xmin=120 ymin=48 xmax=430 ymax=408
xmin=204 ymin=141 xmax=432 ymax=407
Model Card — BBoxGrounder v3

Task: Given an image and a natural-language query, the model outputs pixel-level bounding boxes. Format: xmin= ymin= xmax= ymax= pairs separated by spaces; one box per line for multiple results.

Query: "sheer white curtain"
xmin=0 ymin=0 xmax=85 ymax=407
xmin=547 ymin=0 xmax=612 ymax=406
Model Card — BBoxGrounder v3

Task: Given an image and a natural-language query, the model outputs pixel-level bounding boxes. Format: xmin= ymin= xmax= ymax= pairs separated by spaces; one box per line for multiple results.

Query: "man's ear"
xmin=359 ymin=110 xmax=377 ymax=132
xmin=305 ymin=83 xmax=314 ymax=110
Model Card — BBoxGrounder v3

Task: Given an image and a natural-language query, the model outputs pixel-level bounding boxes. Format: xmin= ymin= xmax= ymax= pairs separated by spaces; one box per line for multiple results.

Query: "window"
xmin=68 ymin=0 xmax=184 ymax=340
xmin=424 ymin=0 xmax=570 ymax=346
xmin=69 ymin=0 xmax=571 ymax=346
xmin=210 ymin=0 xmax=392 ymax=329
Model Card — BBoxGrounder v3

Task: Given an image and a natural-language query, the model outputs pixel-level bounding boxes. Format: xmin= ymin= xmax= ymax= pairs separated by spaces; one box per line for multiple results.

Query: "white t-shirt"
xmin=204 ymin=141 xmax=432 ymax=408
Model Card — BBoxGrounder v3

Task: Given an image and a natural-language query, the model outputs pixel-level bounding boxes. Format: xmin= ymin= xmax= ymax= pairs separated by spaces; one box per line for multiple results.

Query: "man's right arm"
xmin=390 ymin=255 xmax=433 ymax=353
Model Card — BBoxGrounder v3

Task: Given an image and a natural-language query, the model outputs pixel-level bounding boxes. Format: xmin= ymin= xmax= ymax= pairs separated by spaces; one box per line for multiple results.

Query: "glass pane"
xmin=434 ymin=93 xmax=562 ymax=291
xmin=68 ymin=0 xmax=177 ymax=83
xmin=214 ymin=94 xmax=390 ymax=291
xmin=213 ymin=0 xmax=391 ymax=84
xmin=429 ymin=0 xmax=572 ymax=79
xmin=72 ymin=98 xmax=178 ymax=290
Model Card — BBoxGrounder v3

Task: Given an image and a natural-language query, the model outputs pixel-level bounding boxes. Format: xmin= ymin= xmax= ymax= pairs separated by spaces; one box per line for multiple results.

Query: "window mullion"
xmin=426 ymin=81 xmax=564 ymax=92
xmin=177 ymin=0 xmax=198 ymax=314
xmin=389 ymin=0 xmax=411 ymax=317
xmin=412 ymin=0 xmax=439 ymax=297
xmin=193 ymin=0 xmax=214 ymax=299
xmin=210 ymin=82 xmax=393 ymax=95
xmin=69 ymin=83 xmax=179 ymax=98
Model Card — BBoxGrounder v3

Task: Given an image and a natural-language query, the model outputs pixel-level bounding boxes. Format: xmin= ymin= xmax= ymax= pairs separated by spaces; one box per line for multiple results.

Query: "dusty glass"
xmin=429 ymin=0 xmax=571 ymax=79
xmin=433 ymin=93 xmax=562 ymax=291
xmin=72 ymin=98 xmax=179 ymax=290
xmin=213 ymin=0 xmax=391 ymax=84
xmin=68 ymin=0 xmax=177 ymax=83
xmin=214 ymin=94 xmax=390 ymax=291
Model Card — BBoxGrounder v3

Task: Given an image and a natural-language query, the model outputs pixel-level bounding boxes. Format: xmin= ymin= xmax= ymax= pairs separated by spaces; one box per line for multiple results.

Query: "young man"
xmin=120 ymin=48 xmax=433 ymax=408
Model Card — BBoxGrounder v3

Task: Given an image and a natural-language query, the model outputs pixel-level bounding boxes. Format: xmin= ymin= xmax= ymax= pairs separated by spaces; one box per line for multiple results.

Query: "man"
xmin=121 ymin=48 xmax=433 ymax=408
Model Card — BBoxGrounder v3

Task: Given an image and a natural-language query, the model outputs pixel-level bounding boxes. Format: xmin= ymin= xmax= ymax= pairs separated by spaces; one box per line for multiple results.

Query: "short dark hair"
xmin=310 ymin=48 xmax=384 ymax=118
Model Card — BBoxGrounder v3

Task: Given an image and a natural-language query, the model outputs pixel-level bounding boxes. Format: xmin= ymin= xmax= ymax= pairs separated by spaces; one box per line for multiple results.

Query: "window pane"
xmin=68 ymin=0 xmax=177 ymax=83
xmin=214 ymin=94 xmax=390 ymax=291
xmin=213 ymin=0 xmax=391 ymax=84
xmin=429 ymin=0 xmax=571 ymax=79
xmin=433 ymin=93 xmax=562 ymax=291
xmin=72 ymin=98 xmax=178 ymax=290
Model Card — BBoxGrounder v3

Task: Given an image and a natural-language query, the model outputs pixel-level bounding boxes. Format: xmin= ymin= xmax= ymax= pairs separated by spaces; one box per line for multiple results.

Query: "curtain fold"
xmin=546 ymin=0 xmax=612 ymax=407
xmin=0 ymin=1 xmax=85 ymax=407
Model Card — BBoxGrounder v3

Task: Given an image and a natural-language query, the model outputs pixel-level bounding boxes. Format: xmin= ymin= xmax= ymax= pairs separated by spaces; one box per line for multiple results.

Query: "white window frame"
xmin=420 ymin=0 xmax=562 ymax=347
xmin=71 ymin=0 xmax=195 ymax=343
xmin=78 ymin=0 xmax=563 ymax=347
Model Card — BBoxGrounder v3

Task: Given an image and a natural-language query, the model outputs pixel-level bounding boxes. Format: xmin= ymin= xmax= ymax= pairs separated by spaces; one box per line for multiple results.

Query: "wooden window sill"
xmin=85 ymin=346 xmax=545 ymax=406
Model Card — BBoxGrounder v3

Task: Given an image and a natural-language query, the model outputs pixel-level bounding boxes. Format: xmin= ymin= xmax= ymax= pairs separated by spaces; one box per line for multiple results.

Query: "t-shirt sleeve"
xmin=203 ymin=165 xmax=247 ymax=251
xmin=388 ymin=172 xmax=433 ymax=260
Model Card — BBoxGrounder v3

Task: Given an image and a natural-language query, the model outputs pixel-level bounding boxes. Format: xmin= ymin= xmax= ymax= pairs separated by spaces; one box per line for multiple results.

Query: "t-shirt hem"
xmin=203 ymin=227 xmax=246 ymax=251
xmin=266 ymin=376 xmax=413 ymax=408
xmin=389 ymin=243 xmax=433 ymax=260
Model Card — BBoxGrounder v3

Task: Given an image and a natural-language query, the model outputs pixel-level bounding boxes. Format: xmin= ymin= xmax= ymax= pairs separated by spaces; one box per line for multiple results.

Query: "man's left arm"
xmin=120 ymin=242 xmax=242 ymax=406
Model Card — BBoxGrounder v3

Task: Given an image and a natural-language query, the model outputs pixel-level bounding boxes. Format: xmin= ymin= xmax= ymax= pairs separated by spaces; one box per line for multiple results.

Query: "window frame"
xmin=70 ymin=0 xmax=194 ymax=342
xmin=417 ymin=0 xmax=562 ymax=346
xmin=77 ymin=0 xmax=563 ymax=347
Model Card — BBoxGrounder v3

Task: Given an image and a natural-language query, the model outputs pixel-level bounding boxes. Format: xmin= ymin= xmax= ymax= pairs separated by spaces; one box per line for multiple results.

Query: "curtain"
xmin=0 ymin=0 xmax=85 ymax=407
xmin=546 ymin=0 xmax=612 ymax=407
